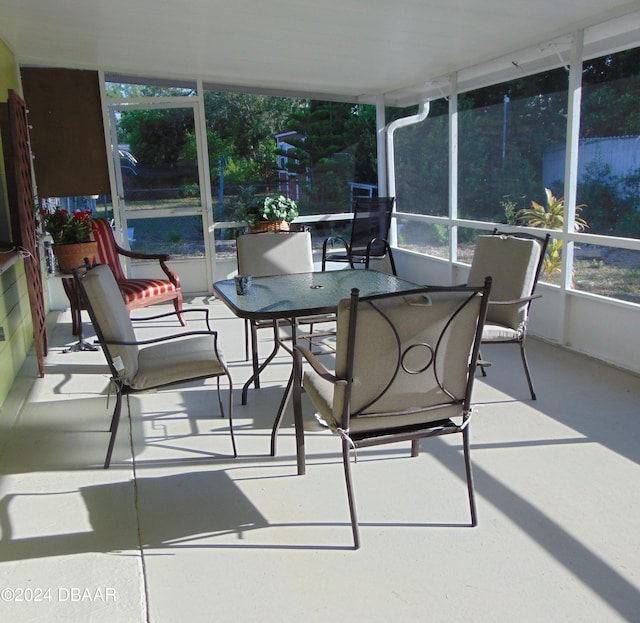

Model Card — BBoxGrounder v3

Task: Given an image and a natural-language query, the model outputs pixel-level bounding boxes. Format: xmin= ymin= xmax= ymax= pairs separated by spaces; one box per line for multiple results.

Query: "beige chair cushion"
xmin=83 ymin=265 xmax=227 ymax=391
xmin=81 ymin=265 xmax=139 ymax=382
xmin=304 ymin=290 xmax=482 ymax=434
xmin=466 ymin=235 xmax=540 ymax=330
xmin=238 ymin=229 xmax=334 ymax=341
xmin=131 ymin=336 xmax=226 ymax=390
xmin=237 ymin=231 xmax=314 ymax=276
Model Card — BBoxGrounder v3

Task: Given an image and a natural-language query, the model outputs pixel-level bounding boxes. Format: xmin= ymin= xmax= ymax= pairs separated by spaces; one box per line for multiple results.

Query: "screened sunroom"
xmin=1 ymin=2 xmax=639 ymax=376
xmin=0 ymin=2 xmax=639 ymax=622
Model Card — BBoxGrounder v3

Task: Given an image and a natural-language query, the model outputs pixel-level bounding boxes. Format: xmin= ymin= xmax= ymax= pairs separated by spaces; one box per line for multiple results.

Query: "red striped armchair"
xmin=90 ymin=218 xmax=185 ymax=325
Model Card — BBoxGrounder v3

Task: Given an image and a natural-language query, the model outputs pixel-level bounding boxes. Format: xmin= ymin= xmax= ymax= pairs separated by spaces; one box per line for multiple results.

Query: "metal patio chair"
xmin=291 ymin=279 xmax=491 ymax=548
xmin=75 ymin=263 xmax=236 ymax=468
xmin=321 ymin=196 xmax=396 ymax=274
xmin=466 ymin=230 xmax=550 ymax=400
xmin=236 ymin=230 xmax=335 ymax=391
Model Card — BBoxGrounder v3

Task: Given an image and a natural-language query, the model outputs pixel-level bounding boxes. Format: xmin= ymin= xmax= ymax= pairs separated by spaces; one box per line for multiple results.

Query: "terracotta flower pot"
xmin=52 ymin=241 xmax=98 ymax=274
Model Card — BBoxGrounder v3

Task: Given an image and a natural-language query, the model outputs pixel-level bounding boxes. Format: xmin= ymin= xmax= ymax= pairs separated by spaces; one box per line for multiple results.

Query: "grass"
xmin=573 ymin=250 xmax=640 ymax=303
xmin=400 ymin=241 xmax=640 ymax=305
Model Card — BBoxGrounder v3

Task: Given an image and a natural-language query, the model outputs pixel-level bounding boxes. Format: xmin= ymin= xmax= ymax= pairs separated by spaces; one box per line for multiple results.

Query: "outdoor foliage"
xmin=202 ymin=92 xmax=301 ymax=185
xmin=111 ymin=47 xmax=640 ymax=242
xmin=577 ymin=157 xmax=640 ymax=236
xmin=394 ymin=47 xmax=640 ymax=241
xmin=277 ymin=101 xmax=379 ymax=214
xmin=38 ymin=207 xmax=93 ymax=244
xmin=517 ymin=188 xmax=588 ymax=278
xmin=119 ymin=108 xmax=194 ymax=166
xmin=235 ymin=194 xmax=299 ymax=227
xmin=517 ymin=188 xmax=588 ymax=231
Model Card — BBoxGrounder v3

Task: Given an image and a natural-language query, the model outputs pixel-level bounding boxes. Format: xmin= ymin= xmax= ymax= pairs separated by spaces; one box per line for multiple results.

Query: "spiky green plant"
xmin=516 ymin=188 xmax=588 ymax=279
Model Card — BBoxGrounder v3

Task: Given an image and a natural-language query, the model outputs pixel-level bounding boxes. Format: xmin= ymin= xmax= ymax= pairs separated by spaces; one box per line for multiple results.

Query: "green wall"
xmin=0 ymin=38 xmax=34 ymax=415
xmin=0 ymin=38 xmax=19 ymax=96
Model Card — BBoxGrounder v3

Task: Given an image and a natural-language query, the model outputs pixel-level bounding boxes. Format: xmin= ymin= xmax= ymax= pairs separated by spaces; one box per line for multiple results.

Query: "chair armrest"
xmin=102 ymin=330 xmax=226 ymax=378
xmin=103 ymin=329 xmax=219 ymax=348
xmin=365 ymin=236 xmax=389 ymax=249
xmin=110 ymin=237 xmax=169 ymax=262
xmin=110 ymin=240 xmax=180 ymax=288
xmin=322 ymin=236 xmax=349 ymax=256
xmin=364 ymin=237 xmax=394 ymax=270
xmin=130 ymin=307 xmax=212 ymax=329
xmin=488 ymin=293 xmax=542 ymax=306
xmin=459 ymin=282 xmax=542 ymax=307
xmin=293 ymin=344 xmax=340 ymax=384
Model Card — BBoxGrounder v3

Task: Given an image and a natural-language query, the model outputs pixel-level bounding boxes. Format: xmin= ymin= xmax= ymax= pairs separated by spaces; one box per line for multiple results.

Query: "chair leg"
xmin=250 ymin=320 xmax=261 ymax=389
xmin=519 ymin=340 xmax=537 ymax=400
xmin=462 ymin=427 xmax=477 ymax=527
xmin=342 ymin=441 xmax=360 ymax=549
xmin=215 ymin=376 xmax=225 ymax=417
xmin=387 ymin=245 xmax=397 ymax=276
xmin=173 ymin=296 xmax=186 ymax=327
xmin=291 ymin=360 xmax=306 ymax=475
xmin=218 ymin=374 xmax=237 ymax=458
xmin=104 ymin=387 xmax=123 ymax=469
xmin=411 ymin=438 xmax=420 ymax=457
xmin=478 ymin=349 xmax=487 ymax=377
xmin=71 ymin=304 xmax=81 ymax=336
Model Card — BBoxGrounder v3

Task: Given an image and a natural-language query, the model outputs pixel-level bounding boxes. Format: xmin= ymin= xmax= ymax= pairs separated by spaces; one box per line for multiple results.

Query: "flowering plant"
xmin=240 ymin=195 xmax=299 ymax=227
xmin=38 ymin=207 xmax=93 ymax=244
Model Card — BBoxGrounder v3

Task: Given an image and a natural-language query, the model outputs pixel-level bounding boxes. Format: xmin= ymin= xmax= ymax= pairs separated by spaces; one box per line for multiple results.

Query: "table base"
xmin=63 ymin=339 xmax=99 ymax=353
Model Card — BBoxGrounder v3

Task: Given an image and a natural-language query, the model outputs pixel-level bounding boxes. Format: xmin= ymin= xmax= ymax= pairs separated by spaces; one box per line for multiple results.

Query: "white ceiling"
xmin=1 ymin=0 xmax=639 ymax=105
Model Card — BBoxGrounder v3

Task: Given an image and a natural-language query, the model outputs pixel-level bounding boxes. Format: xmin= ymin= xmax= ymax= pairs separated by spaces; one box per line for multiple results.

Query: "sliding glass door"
xmin=107 ymin=92 xmax=214 ymax=292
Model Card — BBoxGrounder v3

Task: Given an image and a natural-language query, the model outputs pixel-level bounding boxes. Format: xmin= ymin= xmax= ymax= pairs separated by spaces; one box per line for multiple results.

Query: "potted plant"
xmin=237 ymin=194 xmax=299 ymax=232
xmin=38 ymin=206 xmax=97 ymax=273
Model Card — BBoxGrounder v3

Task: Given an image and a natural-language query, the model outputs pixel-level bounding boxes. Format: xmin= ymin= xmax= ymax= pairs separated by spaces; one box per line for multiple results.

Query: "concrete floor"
xmin=1 ymin=296 xmax=639 ymax=623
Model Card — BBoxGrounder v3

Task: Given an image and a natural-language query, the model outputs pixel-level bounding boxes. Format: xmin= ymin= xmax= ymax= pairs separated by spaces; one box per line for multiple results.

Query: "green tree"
xmin=581 ymin=47 xmax=640 ymax=137
xmin=394 ymin=107 xmax=449 ymax=216
xmin=279 ymin=101 xmax=377 ymax=213
xmin=119 ymin=108 xmax=194 ymax=165
xmin=282 ymin=101 xmax=354 ymax=170
xmin=203 ymin=91 xmax=301 ymax=182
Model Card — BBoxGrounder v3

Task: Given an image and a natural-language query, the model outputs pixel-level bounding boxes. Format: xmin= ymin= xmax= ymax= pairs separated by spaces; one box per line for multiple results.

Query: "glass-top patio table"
xmin=212 ymin=269 xmax=422 ymax=467
xmin=213 ymin=269 xmax=422 ymax=320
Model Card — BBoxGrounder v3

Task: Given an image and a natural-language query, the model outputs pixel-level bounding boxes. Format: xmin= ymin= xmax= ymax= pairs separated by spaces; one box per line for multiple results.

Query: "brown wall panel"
xmin=21 ymin=68 xmax=110 ymax=197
